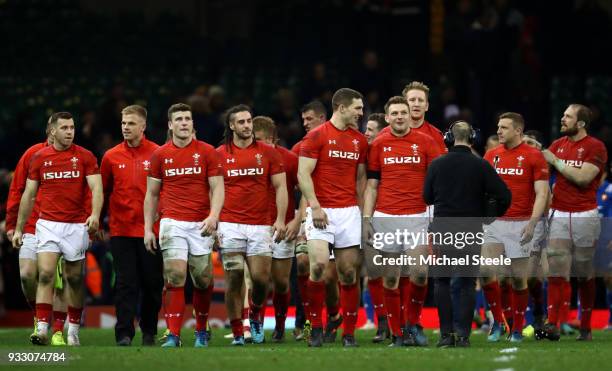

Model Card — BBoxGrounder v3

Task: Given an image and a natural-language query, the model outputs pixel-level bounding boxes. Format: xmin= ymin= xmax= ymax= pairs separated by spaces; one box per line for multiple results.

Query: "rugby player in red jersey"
xmin=379 ymin=81 xmax=446 ymax=154
xmin=364 ymin=96 xmax=442 ymax=347
xmin=101 ymin=105 xmax=163 ymax=346
xmin=13 ymin=112 xmax=103 ymax=346
xmin=482 ymin=112 xmax=550 ymax=343
xmin=539 ymin=104 xmax=608 ymax=341
xmin=292 ymin=101 xmax=343 ymax=342
xmin=253 ymin=116 xmax=300 ymax=342
xmin=217 ymin=105 xmax=287 ymax=345
xmin=298 ymin=88 xmax=368 ymax=347
xmin=6 ymin=116 xmax=68 ymax=345
xmin=144 ymin=103 xmax=224 ymax=348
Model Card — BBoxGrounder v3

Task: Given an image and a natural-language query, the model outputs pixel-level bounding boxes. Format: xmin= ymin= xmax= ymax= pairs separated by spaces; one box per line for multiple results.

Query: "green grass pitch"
xmin=0 ymin=328 xmax=611 ymax=370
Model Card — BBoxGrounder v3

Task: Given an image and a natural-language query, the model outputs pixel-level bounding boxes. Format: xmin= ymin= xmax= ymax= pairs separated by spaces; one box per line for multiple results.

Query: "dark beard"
xmin=561 ymin=125 xmax=579 ymax=136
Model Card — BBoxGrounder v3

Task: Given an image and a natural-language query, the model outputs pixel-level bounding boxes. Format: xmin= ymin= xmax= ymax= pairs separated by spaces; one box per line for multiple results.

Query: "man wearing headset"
xmin=423 ymin=121 xmax=511 ymax=348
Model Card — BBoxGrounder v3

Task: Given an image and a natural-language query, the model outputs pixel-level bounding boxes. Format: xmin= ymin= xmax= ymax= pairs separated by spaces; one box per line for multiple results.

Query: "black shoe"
xmin=142 ymin=333 xmax=155 ymax=346
xmin=436 ymin=333 xmax=455 ymax=348
xmin=308 ymin=328 xmax=324 ymax=347
xmin=342 ymin=334 xmax=359 ymax=347
xmin=272 ymin=328 xmax=285 ymax=343
xmin=372 ymin=317 xmax=390 ymax=343
xmin=402 ymin=326 xmax=415 ymax=346
xmin=117 ymin=336 xmax=132 ymax=346
xmin=388 ymin=335 xmax=404 ymax=347
xmin=323 ymin=314 xmax=343 ymax=343
xmin=455 ymin=336 xmax=470 ymax=347
xmin=542 ymin=323 xmax=561 ymax=341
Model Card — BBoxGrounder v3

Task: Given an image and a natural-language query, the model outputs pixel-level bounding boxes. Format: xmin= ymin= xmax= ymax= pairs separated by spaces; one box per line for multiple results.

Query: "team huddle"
xmin=6 ymin=82 xmax=609 ymax=348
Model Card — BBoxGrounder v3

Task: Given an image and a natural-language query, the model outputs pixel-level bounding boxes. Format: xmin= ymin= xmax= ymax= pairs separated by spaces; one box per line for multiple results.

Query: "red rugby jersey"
xmin=101 ymin=137 xmax=159 ymax=237
xmin=149 ymin=139 xmax=222 ymax=222
xmin=291 ymin=140 xmax=302 ymax=156
xmin=380 ymin=120 xmax=447 ymax=153
xmin=268 ymin=145 xmax=298 ymax=224
xmin=299 ymin=121 xmax=368 ymax=208
xmin=484 ymin=142 xmax=549 ymax=219
xmin=28 ymin=144 xmax=99 ymax=223
xmin=217 ymin=140 xmax=285 ymax=225
xmin=548 ymin=135 xmax=608 ymax=212
xmin=5 ymin=142 xmax=47 ymax=234
xmin=368 ymin=129 xmax=441 ymax=215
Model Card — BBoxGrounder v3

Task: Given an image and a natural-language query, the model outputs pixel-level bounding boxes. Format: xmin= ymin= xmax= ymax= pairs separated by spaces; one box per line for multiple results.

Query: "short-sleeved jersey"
xmin=6 ymin=142 xmax=47 ymax=234
xmin=269 ymin=145 xmax=298 ymax=224
xmin=368 ymin=129 xmax=442 ymax=215
xmin=299 ymin=121 xmax=368 ymax=208
xmin=101 ymin=137 xmax=159 ymax=237
xmin=291 ymin=141 xmax=302 ymax=156
xmin=149 ymin=139 xmax=222 ymax=222
xmin=484 ymin=143 xmax=549 ymax=219
xmin=380 ymin=120 xmax=447 ymax=153
xmin=548 ymin=135 xmax=608 ymax=212
xmin=217 ymin=140 xmax=285 ymax=225
xmin=28 ymin=144 xmax=99 ymax=223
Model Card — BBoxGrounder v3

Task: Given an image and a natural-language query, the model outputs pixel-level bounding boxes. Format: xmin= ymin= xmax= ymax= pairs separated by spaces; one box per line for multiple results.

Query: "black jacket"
xmin=423 ymin=145 xmax=511 ymax=218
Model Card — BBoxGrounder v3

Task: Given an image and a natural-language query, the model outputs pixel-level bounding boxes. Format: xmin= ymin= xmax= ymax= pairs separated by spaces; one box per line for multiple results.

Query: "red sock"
xmin=547 ymin=277 xmax=564 ymax=327
xmin=231 ymin=319 xmax=243 ymax=337
xmin=193 ymin=286 xmax=212 ymax=331
xmin=512 ymin=288 xmax=528 ymax=333
xmin=529 ymin=280 xmax=544 ymax=314
xmin=578 ymin=279 xmax=595 ymax=331
xmin=242 ymin=307 xmax=249 ymax=320
xmin=67 ymin=306 xmax=82 ymax=325
xmin=384 ymin=288 xmax=402 ymax=336
xmin=483 ymin=281 xmax=504 ymax=323
xmin=164 ymin=286 xmax=185 ymax=336
xmin=297 ymin=274 xmax=310 ymax=321
xmin=35 ymin=303 xmax=52 ymax=323
xmin=407 ymin=281 xmax=427 ymax=326
xmin=559 ymin=280 xmax=571 ymax=323
xmin=340 ymin=283 xmax=358 ymax=337
xmin=308 ymin=280 xmax=325 ymax=328
xmin=399 ymin=277 xmax=411 ymax=326
xmin=250 ymin=301 xmax=263 ymax=324
xmin=273 ymin=290 xmax=290 ymax=331
xmin=501 ymin=282 xmax=513 ymax=322
xmin=368 ymin=277 xmax=387 ymax=318
xmin=52 ymin=311 xmax=67 ymax=333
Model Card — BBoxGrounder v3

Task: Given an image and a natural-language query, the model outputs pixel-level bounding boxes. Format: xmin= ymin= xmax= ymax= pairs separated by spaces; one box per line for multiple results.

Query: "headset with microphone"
xmin=443 ymin=120 xmax=481 ymax=146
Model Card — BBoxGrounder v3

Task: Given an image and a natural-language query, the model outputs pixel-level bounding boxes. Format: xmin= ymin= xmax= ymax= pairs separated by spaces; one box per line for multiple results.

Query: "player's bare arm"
xmin=143 ymin=176 xmax=161 ymax=252
xmin=200 ymin=175 xmax=224 ymax=237
xmin=12 ymin=179 xmax=39 ymax=248
xmin=542 ymin=149 xmax=600 ymax=188
xmin=362 ymin=178 xmax=379 ymax=242
xmin=356 ymin=163 xmax=367 ymax=210
xmin=298 ymin=156 xmax=327 ymax=228
xmin=520 ymin=180 xmax=549 ymax=245
xmin=271 ymin=172 xmax=288 ymax=242
xmin=85 ymin=174 xmax=103 ymax=234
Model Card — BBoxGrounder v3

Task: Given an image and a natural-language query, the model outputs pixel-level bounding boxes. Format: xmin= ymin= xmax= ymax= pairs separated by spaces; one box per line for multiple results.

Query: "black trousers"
xmin=435 ymin=276 xmax=477 ymax=338
xmin=110 ymin=237 xmax=163 ymax=341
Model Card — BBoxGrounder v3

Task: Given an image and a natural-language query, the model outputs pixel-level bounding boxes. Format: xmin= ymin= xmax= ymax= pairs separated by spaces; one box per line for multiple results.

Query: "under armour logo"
xmin=164 ymin=158 xmax=173 ymax=164
xmin=383 ymin=147 xmax=392 ymax=152
xmin=118 ymin=164 xmax=126 ymax=169
xmin=557 ymin=148 xmax=564 ymax=153
xmin=227 ymin=158 xmax=235 ymax=163
xmin=44 ymin=161 xmax=52 ymax=166
xmin=329 ymin=140 xmax=336 ymax=144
